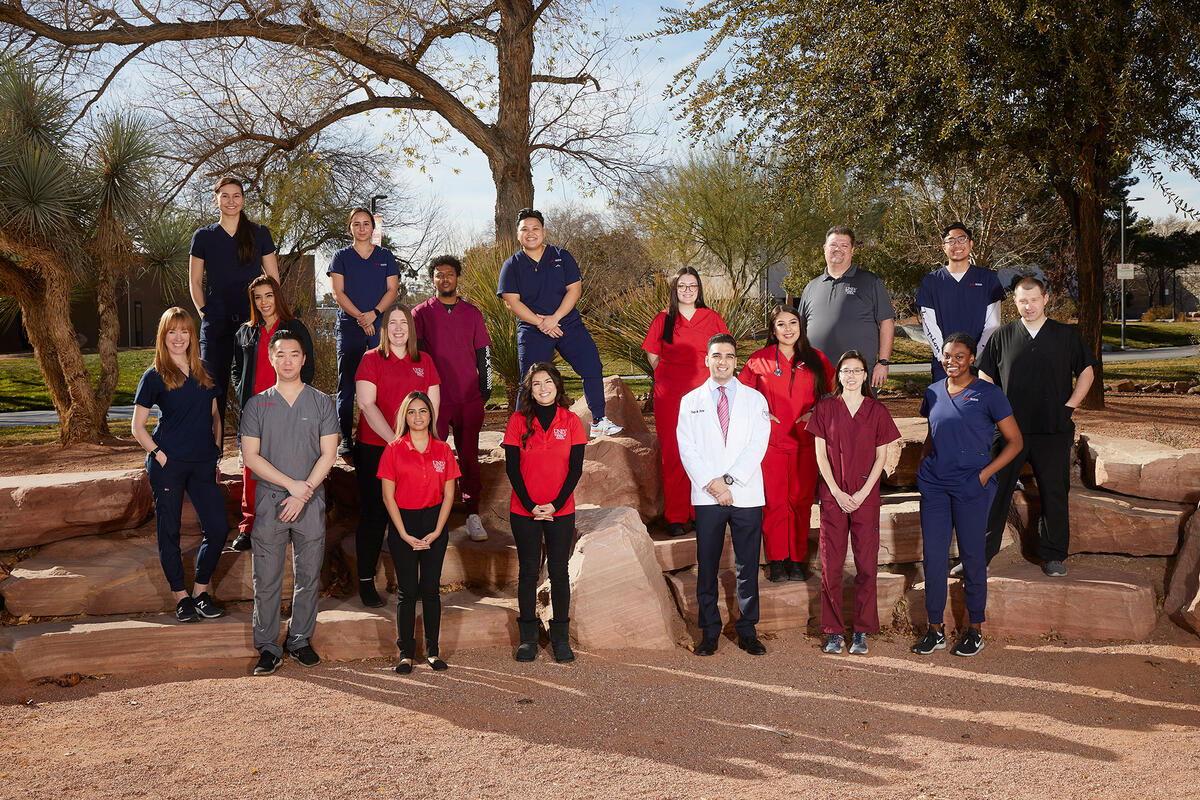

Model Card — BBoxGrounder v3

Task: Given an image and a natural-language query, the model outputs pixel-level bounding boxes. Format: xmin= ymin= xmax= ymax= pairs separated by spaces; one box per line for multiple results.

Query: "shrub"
xmin=460 ymin=244 xmax=521 ymax=410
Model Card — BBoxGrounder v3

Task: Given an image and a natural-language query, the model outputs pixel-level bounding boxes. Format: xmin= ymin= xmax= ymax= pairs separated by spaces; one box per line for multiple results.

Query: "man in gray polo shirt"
xmin=798 ymin=226 xmax=896 ymax=388
xmin=240 ymin=329 xmax=339 ymax=675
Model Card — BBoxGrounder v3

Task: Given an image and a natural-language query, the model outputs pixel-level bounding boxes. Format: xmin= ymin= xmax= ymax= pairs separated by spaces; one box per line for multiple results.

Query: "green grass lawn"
xmin=1101 ymin=321 xmax=1199 ymax=349
xmin=0 ymin=349 xmax=155 ymax=413
xmin=1102 ymin=358 xmax=1200 ymax=384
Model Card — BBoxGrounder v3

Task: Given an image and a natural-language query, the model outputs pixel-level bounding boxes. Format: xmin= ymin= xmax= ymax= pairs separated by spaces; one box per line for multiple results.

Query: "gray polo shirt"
xmin=240 ymin=385 xmax=339 ymax=498
xmin=798 ymin=263 xmax=895 ymax=367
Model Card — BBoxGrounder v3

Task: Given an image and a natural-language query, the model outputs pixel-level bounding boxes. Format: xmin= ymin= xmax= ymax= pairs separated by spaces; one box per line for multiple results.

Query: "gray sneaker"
xmin=849 ymin=632 xmax=869 ymax=655
xmin=1043 ymin=560 xmax=1067 ymax=577
xmin=822 ymin=634 xmax=844 ymax=654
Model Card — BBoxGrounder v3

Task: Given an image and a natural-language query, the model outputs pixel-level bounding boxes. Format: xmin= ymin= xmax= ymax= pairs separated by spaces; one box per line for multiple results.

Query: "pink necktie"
xmin=717 ymin=385 xmax=729 ymax=443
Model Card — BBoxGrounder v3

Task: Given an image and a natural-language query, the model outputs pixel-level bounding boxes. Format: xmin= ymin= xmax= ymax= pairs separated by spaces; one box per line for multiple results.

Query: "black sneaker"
xmin=288 ymin=644 xmax=321 ymax=667
xmin=910 ymin=627 xmax=946 ymax=655
xmin=192 ymin=592 xmax=226 ymax=619
xmin=230 ymin=531 xmax=252 ymax=552
xmin=1043 ymin=560 xmax=1067 ymax=577
xmin=175 ymin=596 xmax=199 ymax=623
xmin=951 ymin=627 xmax=985 ymax=657
xmin=253 ymin=651 xmax=282 ymax=675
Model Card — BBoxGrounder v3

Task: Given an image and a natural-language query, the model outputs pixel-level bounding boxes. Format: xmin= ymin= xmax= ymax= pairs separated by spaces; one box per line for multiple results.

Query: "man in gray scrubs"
xmin=798 ymin=226 xmax=896 ymax=388
xmin=241 ymin=329 xmax=339 ymax=675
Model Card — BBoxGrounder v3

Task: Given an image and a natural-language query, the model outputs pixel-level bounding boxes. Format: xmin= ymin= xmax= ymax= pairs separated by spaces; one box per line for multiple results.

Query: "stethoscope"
xmin=774 ymin=344 xmax=804 ymax=378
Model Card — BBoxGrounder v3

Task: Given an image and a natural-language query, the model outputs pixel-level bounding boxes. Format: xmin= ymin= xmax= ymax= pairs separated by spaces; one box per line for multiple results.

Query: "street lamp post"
xmin=1119 ymin=196 xmax=1144 ymax=350
xmin=370 ymin=194 xmax=388 ymax=215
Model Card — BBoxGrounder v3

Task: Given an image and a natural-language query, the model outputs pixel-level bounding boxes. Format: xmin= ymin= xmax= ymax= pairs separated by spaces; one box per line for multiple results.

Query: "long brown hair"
xmin=154 ymin=307 xmax=213 ymax=390
xmin=247 ymin=274 xmax=294 ymax=328
xmin=214 ymin=176 xmax=261 ymax=267
xmin=394 ymin=391 xmax=438 ymax=440
xmin=662 ymin=266 xmax=708 ymax=345
xmin=517 ymin=362 xmax=570 ymax=448
xmin=377 ymin=304 xmax=421 ymax=361
xmin=832 ymin=350 xmax=875 ymax=399
xmin=766 ymin=305 xmax=827 ymax=396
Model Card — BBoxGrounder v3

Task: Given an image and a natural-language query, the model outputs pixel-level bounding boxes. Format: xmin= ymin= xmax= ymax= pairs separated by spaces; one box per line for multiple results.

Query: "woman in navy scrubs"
xmin=189 ymin=177 xmax=280 ymax=422
xmin=131 ymin=308 xmax=229 ymax=624
xmin=912 ymin=333 xmax=1022 ymax=658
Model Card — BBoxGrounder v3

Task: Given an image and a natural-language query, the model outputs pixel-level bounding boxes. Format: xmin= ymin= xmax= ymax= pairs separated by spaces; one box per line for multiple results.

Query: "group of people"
xmin=131 ymin=177 xmax=1095 ymax=674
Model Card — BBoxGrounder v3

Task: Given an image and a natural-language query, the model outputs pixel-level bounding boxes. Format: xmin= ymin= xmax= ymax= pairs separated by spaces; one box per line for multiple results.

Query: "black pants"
xmin=985 ymin=430 xmax=1074 ymax=563
xmin=354 ymin=441 xmax=388 ymax=579
xmin=510 ymin=512 xmax=575 ymax=623
xmin=694 ymin=504 xmax=762 ymax=639
xmin=386 ymin=504 xmax=448 ymax=658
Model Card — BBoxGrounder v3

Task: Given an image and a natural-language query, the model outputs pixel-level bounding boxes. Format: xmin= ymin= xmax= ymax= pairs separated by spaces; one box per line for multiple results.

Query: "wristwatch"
xmin=722 ymin=474 xmax=734 ymax=486
xmin=149 ymin=447 xmax=161 ymax=459
xmin=877 ymin=358 xmax=890 ymax=366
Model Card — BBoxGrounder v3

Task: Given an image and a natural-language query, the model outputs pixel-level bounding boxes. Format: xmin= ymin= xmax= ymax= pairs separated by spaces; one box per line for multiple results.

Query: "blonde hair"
xmin=394 ymin=391 xmax=438 ymax=440
xmin=154 ymin=308 xmax=213 ymax=390
xmin=377 ymin=303 xmax=420 ymax=361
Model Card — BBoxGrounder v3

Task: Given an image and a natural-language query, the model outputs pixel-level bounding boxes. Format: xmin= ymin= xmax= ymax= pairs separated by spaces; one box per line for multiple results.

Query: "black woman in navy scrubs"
xmin=189 ymin=176 xmax=280 ymax=422
xmin=912 ymin=333 xmax=1022 ymax=658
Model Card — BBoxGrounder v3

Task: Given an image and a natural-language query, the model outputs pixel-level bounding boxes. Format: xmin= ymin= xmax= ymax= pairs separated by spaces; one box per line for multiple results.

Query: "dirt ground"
xmin=2 ymin=627 xmax=1198 ymax=800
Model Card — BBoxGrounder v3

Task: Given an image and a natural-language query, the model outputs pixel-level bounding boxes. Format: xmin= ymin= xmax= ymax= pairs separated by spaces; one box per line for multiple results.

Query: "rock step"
xmin=343 ymin=523 xmax=519 ymax=592
xmin=1011 ymin=487 xmax=1190 ymax=556
xmin=0 ymin=592 xmax=516 ymax=683
xmin=0 ymin=469 xmax=153 ymax=550
xmin=1165 ymin=507 xmax=1200 ymax=636
xmin=905 ymin=561 xmax=1157 ymax=640
xmin=664 ymin=568 xmax=906 ymax=635
xmin=1080 ymin=433 xmax=1200 ymax=503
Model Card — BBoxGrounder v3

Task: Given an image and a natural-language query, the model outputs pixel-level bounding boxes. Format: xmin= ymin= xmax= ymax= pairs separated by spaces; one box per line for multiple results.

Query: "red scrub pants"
xmin=654 ymin=391 xmax=693 ymax=525
xmin=240 ymin=466 xmax=256 ymax=534
xmin=761 ymin=443 xmax=818 ymax=562
xmin=818 ymin=500 xmax=881 ymax=633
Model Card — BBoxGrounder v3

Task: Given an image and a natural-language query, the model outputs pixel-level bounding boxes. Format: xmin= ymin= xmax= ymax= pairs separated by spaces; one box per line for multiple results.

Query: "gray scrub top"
xmin=240 ymin=385 xmax=339 ymax=497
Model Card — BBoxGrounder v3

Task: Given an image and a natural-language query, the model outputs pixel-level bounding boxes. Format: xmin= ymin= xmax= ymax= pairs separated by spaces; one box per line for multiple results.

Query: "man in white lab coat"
xmin=677 ymin=333 xmax=772 ymax=657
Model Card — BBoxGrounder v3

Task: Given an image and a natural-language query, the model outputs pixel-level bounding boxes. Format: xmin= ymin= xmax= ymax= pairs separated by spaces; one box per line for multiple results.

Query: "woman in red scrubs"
xmin=807 ymin=350 xmax=900 ymax=656
xmin=738 ymin=305 xmax=834 ymax=582
xmin=502 ymin=363 xmax=588 ymax=663
xmin=379 ymin=391 xmax=460 ymax=674
xmin=642 ymin=268 xmax=729 ymax=537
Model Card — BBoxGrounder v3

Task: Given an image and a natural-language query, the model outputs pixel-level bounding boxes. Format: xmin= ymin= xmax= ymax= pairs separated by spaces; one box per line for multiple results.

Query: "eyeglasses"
xmin=676 ymin=283 xmax=699 ymax=291
xmin=943 ymin=235 xmax=969 ymax=245
xmin=839 ymin=368 xmax=866 ymax=376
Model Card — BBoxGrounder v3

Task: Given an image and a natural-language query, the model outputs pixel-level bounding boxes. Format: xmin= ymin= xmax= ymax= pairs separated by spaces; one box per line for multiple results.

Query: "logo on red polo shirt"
xmin=433 ymin=459 xmax=446 ymax=472
xmin=414 ymin=367 xmax=425 ymax=377
xmin=553 ymin=428 xmax=567 ymax=440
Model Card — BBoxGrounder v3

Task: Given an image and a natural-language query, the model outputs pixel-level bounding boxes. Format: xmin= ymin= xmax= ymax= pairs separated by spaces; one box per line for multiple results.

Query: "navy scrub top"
xmin=326 ymin=245 xmax=400 ymax=324
xmin=134 ymin=367 xmax=221 ymax=462
xmin=496 ymin=245 xmax=583 ymax=326
xmin=918 ymin=378 xmax=1013 ymax=489
xmin=189 ymin=222 xmax=277 ymax=318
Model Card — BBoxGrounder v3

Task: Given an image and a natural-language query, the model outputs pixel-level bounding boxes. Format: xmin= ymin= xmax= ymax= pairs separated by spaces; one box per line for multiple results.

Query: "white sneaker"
xmin=590 ymin=416 xmax=623 ymax=437
xmin=466 ymin=514 xmax=488 ymax=542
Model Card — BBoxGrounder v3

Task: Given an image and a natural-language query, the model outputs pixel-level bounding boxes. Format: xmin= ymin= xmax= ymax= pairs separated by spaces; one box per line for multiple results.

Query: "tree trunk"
xmin=42 ymin=259 xmax=106 ymax=443
xmin=1056 ymin=152 xmax=1107 ymax=411
xmin=0 ymin=257 xmax=74 ymax=420
xmin=93 ymin=256 xmax=121 ymax=437
xmin=491 ymin=0 xmax=537 ymax=244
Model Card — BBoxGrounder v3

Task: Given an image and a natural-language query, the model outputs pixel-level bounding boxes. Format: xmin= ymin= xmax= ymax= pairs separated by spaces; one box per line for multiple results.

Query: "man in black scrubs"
xmin=977 ymin=276 xmax=1096 ymax=576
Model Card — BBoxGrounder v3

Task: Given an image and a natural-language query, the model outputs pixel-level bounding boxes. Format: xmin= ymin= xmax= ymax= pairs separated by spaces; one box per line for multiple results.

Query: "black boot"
xmin=549 ymin=619 xmax=575 ymax=663
xmin=767 ymin=561 xmax=788 ymax=582
xmin=359 ymin=578 xmax=384 ymax=608
xmin=516 ymin=619 xmax=540 ymax=662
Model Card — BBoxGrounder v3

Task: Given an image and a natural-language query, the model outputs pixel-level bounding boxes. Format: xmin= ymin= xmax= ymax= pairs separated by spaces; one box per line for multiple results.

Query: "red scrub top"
xmin=739 ymin=345 xmax=835 ymax=450
xmin=642 ymin=308 xmax=729 ymax=397
xmin=377 ymin=433 xmax=461 ymax=510
xmin=502 ymin=406 xmax=588 ymax=517
xmin=806 ymin=395 xmax=901 ymax=496
xmin=354 ymin=349 xmax=441 ymax=447
xmin=253 ymin=320 xmax=280 ymax=395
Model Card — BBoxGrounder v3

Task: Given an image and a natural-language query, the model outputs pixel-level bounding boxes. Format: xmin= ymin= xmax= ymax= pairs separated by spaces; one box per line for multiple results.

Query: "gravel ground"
xmin=3 ymin=627 xmax=1199 ymax=800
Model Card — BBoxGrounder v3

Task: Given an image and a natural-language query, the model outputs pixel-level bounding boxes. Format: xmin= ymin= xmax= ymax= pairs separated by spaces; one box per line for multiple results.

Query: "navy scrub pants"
xmin=694 ymin=504 xmax=762 ymax=639
xmin=335 ymin=318 xmax=381 ymax=445
xmin=918 ymin=475 xmax=996 ymax=626
xmin=517 ymin=318 xmax=606 ymax=422
xmin=146 ymin=455 xmax=228 ymax=593
xmin=199 ymin=312 xmax=243 ymax=423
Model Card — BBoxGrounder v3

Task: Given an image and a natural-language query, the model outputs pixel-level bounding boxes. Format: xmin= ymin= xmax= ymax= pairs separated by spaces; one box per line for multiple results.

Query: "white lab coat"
xmin=676 ymin=377 xmax=771 ymax=508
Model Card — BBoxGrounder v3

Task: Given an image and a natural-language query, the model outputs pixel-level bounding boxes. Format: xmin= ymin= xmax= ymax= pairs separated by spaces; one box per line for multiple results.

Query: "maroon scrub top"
xmin=806 ymin=395 xmax=900 ymax=498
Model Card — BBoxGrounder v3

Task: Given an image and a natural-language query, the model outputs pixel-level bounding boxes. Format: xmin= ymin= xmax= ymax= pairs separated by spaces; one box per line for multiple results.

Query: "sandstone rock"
xmin=1079 ymin=433 xmax=1200 ymax=503
xmin=906 ymin=561 xmax=1157 ymax=640
xmin=1174 ymin=381 xmax=1192 ymax=394
xmin=0 ymin=469 xmax=153 ymax=550
xmin=665 ymin=568 xmax=905 ymax=635
xmin=569 ymin=375 xmax=650 ymax=435
xmin=538 ymin=506 xmax=682 ymax=650
xmin=1111 ymin=380 xmax=1136 ymax=392
xmin=341 ymin=523 xmax=518 ymax=593
xmin=882 ymin=418 xmax=927 ymax=488
xmin=1010 ymin=487 xmax=1188 ymax=556
xmin=1165 ymin=504 xmax=1200 ymax=632
xmin=1189 ymin=385 xmax=1200 ymax=396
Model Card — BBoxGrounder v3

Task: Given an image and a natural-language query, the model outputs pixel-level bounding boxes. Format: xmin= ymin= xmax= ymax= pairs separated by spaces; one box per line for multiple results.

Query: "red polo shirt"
xmin=377 ymin=433 xmax=461 ymax=510
xmin=502 ymin=406 xmax=587 ymax=517
xmin=354 ymin=349 xmax=441 ymax=446
xmin=253 ymin=320 xmax=279 ymax=394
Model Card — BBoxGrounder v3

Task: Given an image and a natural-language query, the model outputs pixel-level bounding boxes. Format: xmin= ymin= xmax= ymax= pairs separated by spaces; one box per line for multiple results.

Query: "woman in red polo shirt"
xmin=230 ymin=274 xmax=314 ymax=550
xmin=642 ymin=267 xmax=729 ymax=537
xmin=378 ymin=391 xmax=460 ymax=673
xmin=502 ymin=362 xmax=588 ymax=663
xmin=354 ymin=304 xmax=441 ymax=608
xmin=738 ymin=305 xmax=834 ymax=583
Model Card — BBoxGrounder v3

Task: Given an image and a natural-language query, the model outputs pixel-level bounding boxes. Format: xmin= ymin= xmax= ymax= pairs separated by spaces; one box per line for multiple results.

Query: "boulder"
xmin=539 ymin=506 xmax=683 ymax=650
xmin=906 ymin=561 xmax=1157 ymax=640
xmin=882 ymin=418 xmax=927 ymax=488
xmin=569 ymin=375 xmax=650 ymax=435
xmin=1079 ymin=434 xmax=1200 ymax=503
xmin=1165 ymin=504 xmax=1200 ymax=632
xmin=342 ymin=523 xmax=518 ymax=594
xmin=1010 ymin=487 xmax=1188 ymax=556
xmin=665 ymin=568 xmax=906 ymax=635
xmin=1174 ymin=381 xmax=1193 ymax=394
xmin=0 ymin=469 xmax=153 ymax=549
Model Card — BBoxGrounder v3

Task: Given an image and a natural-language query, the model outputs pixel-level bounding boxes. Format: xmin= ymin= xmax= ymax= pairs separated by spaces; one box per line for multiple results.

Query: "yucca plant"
xmin=459 ymin=243 xmax=521 ymax=410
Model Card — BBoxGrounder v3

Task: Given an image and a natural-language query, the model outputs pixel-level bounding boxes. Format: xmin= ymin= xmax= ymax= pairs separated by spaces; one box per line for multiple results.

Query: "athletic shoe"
xmin=1043 ymin=560 xmax=1067 ymax=577
xmin=253 ymin=651 xmax=282 ymax=675
xmin=822 ymin=634 xmax=845 ymax=654
xmin=849 ymin=632 xmax=869 ymax=655
xmin=466 ymin=514 xmax=489 ymax=542
xmin=288 ymin=644 xmax=321 ymax=667
xmin=787 ymin=560 xmax=807 ymax=581
xmin=175 ymin=596 xmax=199 ymax=623
xmin=949 ymin=561 xmax=964 ymax=577
xmin=230 ymin=531 xmax=252 ymax=552
xmin=337 ymin=441 xmax=354 ymax=464
xmin=589 ymin=416 xmax=623 ymax=438
xmin=911 ymin=627 xmax=947 ymax=655
xmin=951 ymin=627 xmax=985 ymax=657
xmin=192 ymin=592 xmax=226 ymax=619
